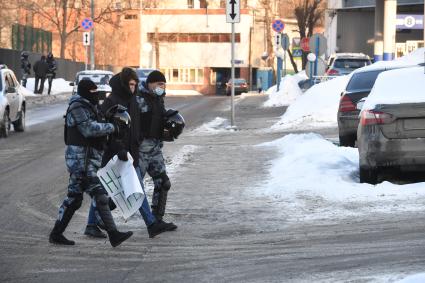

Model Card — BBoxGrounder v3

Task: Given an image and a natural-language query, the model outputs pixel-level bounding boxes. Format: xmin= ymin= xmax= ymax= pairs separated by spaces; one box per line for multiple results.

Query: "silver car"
xmin=0 ymin=66 xmax=26 ymax=138
xmin=357 ymin=66 xmax=425 ymax=184
xmin=70 ymin=70 xmax=113 ymax=100
xmin=326 ymin=53 xmax=371 ymax=76
xmin=338 ymin=66 xmax=402 ymax=147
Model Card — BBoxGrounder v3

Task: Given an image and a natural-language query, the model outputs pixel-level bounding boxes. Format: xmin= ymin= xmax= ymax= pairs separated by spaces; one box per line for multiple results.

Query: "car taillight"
xmin=327 ymin=69 xmax=339 ymax=75
xmin=360 ymin=110 xmax=394 ymax=125
xmin=339 ymin=95 xmax=356 ymax=112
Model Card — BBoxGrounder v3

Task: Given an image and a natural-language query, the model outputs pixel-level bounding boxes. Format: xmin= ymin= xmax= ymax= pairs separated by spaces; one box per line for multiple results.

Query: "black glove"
xmin=117 ymin=150 xmax=128 ymax=161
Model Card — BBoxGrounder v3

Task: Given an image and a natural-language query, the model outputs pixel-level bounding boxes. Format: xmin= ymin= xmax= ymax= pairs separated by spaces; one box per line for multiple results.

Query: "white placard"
xmin=226 ymin=0 xmax=240 ymax=23
xmin=97 ymin=153 xmax=144 ymax=220
xmin=83 ymin=32 xmax=90 ymax=46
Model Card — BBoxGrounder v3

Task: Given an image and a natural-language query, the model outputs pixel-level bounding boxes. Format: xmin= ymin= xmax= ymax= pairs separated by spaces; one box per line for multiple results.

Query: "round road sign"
xmin=301 ymin=38 xmax=310 ymax=52
xmin=309 ymin=34 xmax=327 ymax=56
xmin=81 ymin=18 xmax=94 ymax=30
xmin=272 ymin=19 xmax=285 ymax=33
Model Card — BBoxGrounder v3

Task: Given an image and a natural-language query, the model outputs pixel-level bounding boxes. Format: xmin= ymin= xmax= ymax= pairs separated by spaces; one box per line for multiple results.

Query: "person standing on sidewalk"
xmin=137 ymin=70 xmax=179 ymax=227
xmin=20 ymin=51 xmax=31 ymax=88
xmin=46 ymin=52 xmax=57 ymax=95
xmin=33 ymin=55 xmax=48 ymax=94
xmin=49 ymin=79 xmax=133 ymax=247
xmin=84 ymin=67 xmax=175 ymax=239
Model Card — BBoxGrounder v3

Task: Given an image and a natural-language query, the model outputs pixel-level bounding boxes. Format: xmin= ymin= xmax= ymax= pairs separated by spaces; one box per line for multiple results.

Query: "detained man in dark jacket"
xmin=33 ymin=55 xmax=49 ymax=94
xmin=85 ymin=67 xmax=175 ymax=239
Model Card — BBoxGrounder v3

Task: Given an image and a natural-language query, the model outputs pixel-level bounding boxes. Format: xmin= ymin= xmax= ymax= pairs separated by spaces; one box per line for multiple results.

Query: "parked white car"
xmin=70 ymin=70 xmax=113 ymax=100
xmin=0 ymin=65 xmax=26 ymax=137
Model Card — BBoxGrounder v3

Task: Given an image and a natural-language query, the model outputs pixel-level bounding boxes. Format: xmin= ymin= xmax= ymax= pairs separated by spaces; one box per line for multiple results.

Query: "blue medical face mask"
xmin=153 ymin=87 xmax=165 ymax=96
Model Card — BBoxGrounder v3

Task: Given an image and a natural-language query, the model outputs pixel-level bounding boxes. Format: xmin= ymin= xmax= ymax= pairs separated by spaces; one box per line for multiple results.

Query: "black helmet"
xmin=21 ymin=51 xmax=29 ymax=58
xmin=47 ymin=52 xmax=54 ymax=59
xmin=105 ymin=105 xmax=131 ymax=140
xmin=105 ymin=104 xmax=131 ymax=129
xmin=164 ymin=109 xmax=185 ymax=139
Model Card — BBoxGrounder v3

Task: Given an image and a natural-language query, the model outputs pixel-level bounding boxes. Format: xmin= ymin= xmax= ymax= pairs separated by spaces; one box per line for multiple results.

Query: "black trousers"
xmin=34 ymin=76 xmax=46 ymax=94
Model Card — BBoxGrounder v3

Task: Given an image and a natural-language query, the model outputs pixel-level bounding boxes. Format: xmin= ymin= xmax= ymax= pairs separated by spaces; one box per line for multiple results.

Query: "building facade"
xmin=326 ymin=0 xmax=424 ymax=59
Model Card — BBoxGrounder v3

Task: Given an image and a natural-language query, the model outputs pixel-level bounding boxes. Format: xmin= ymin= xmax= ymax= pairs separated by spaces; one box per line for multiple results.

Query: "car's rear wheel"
xmin=339 ymin=135 xmax=355 ymax=147
xmin=359 ymin=166 xmax=379 ymax=185
xmin=0 ymin=109 xmax=10 ymax=138
xmin=13 ymin=106 xmax=25 ymax=132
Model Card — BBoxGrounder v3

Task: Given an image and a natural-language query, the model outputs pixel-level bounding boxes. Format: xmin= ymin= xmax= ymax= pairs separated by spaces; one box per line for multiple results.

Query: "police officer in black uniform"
xmin=49 ymin=79 xmax=133 ymax=247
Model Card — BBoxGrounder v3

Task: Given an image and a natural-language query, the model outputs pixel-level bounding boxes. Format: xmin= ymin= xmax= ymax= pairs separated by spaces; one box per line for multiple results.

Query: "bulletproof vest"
xmin=140 ymin=94 xmax=165 ymax=139
xmin=64 ymin=100 xmax=105 ymax=150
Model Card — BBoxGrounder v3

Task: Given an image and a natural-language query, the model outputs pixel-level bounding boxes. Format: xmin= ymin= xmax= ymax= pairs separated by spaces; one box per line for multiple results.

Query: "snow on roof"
xmin=352 ymin=47 xmax=425 ymax=74
xmin=76 ymin=70 xmax=114 ymax=75
xmin=330 ymin=53 xmax=370 ymax=58
xmin=362 ymin=66 xmax=425 ymax=110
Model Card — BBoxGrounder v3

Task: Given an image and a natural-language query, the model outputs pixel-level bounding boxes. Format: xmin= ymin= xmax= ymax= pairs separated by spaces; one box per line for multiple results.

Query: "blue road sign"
xmin=272 ymin=19 xmax=285 ymax=33
xmin=81 ymin=18 xmax=94 ymax=30
xmin=292 ymin=48 xmax=302 ymax=58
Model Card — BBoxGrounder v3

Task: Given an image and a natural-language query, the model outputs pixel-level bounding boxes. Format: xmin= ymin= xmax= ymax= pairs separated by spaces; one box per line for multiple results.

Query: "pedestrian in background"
xmin=46 ymin=52 xmax=57 ymax=95
xmin=20 ymin=51 xmax=31 ymax=88
xmin=33 ymin=55 xmax=48 ymax=94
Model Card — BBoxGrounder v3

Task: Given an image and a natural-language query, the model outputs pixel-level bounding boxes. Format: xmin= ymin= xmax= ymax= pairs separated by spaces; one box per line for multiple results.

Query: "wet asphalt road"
xmin=0 ymin=94 xmax=425 ymax=282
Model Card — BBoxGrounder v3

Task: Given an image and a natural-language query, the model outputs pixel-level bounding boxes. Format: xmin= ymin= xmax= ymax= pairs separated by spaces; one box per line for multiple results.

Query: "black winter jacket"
xmin=33 ymin=60 xmax=49 ymax=77
xmin=100 ymin=74 xmax=141 ymax=167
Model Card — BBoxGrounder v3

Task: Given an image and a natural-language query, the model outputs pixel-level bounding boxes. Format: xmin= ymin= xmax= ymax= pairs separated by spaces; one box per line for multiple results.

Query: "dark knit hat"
xmin=120 ymin=67 xmax=139 ymax=86
xmin=146 ymin=70 xmax=166 ymax=84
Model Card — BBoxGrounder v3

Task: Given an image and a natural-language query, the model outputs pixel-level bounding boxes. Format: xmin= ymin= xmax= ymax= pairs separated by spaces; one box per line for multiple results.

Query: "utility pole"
xmin=154 ymin=27 xmax=160 ymax=69
xmin=227 ymin=0 xmax=240 ymax=127
xmin=90 ymin=0 xmax=95 ymax=69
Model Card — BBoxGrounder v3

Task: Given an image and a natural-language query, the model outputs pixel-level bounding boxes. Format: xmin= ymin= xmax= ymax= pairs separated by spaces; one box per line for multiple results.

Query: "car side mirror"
xmin=69 ymin=82 xmax=74 ymax=86
xmin=356 ymin=98 xmax=366 ymax=110
xmin=7 ymin=86 xmax=16 ymax=93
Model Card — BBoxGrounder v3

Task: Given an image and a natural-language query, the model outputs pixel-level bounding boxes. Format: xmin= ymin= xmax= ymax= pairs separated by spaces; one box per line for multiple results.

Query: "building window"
xmin=148 ymin=33 xmax=241 ymax=43
xmin=187 ymin=0 xmax=194 ymax=8
xmin=124 ymin=14 xmax=138 ymax=20
xmin=162 ymin=68 xmax=204 ymax=84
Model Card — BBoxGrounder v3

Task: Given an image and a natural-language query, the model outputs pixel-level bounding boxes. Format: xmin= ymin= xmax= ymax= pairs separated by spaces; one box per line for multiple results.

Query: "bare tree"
xmin=19 ymin=0 xmax=133 ymax=58
xmin=291 ymin=0 xmax=325 ymax=68
xmin=0 ymin=1 xmax=20 ymax=48
xmin=257 ymin=0 xmax=274 ymax=69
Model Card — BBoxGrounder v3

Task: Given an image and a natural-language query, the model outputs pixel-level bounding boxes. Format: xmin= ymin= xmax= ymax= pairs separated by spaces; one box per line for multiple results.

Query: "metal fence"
xmin=0 ymin=48 xmax=123 ymax=83
xmin=11 ymin=24 xmax=52 ymax=54
xmin=0 ymin=48 xmax=85 ymax=81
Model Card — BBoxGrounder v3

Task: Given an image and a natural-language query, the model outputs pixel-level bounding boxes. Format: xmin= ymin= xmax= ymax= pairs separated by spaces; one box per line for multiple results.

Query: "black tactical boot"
xmin=84 ymin=224 xmax=107 ymax=238
xmin=147 ymin=220 xmax=176 ymax=238
xmin=49 ymin=221 xmax=75 ymax=245
xmin=158 ymin=219 xmax=177 ymax=231
xmin=107 ymin=230 xmax=133 ymax=247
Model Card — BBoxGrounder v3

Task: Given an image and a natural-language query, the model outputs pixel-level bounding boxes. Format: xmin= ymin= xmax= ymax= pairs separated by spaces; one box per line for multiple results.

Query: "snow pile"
xmin=397 ymin=273 xmax=425 ymax=283
xmin=271 ymin=75 xmax=350 ymax=130
xmin=19 ymin=85 xmax=36 ymax=97
xmin=189 ymin=117 xmax=236 ymax=135
xmin=257 ymin=134 xmax=425 ymax=219
xmin=363 ymin=66 xmax=425 ymax=110
xmin=395 ymin=47 xmax=425 ymax=66
xmin=263 ymin=71 xmax=307 ymax=107
xmin=25 ymin=78 xmax=73 ymax=95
